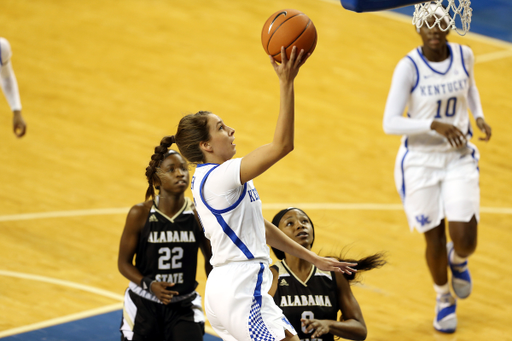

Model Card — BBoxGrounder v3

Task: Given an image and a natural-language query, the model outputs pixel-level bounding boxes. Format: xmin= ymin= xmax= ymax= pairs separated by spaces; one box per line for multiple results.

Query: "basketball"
xmin=261 ymin=9 xmax=317 ymax=63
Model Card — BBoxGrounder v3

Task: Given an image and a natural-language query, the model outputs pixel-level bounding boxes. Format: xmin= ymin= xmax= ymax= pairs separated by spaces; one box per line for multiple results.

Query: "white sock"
xmin=450 ymin=250 xmax=467 ymax=265
xmin=434 ymin=283 xmax=450 ymax=296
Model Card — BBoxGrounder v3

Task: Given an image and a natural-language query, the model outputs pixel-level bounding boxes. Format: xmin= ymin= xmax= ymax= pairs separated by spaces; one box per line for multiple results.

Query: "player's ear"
xmin=200 ymin=141 xmax=212 ymax=153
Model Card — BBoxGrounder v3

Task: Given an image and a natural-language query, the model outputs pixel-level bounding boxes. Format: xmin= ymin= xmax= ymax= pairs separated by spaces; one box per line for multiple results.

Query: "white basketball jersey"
xmin=404 ymin=43 xmax=472 ymax=152
xmin=191 ymin=159 xmax=272 ymax=267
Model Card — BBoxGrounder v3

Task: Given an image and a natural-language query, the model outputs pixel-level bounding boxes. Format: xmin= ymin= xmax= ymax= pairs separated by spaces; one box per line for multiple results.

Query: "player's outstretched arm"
xmin=239 ymin=46 xmax=309 ymax=185
xmin=264 ymin=219 xmax=357 ymax=274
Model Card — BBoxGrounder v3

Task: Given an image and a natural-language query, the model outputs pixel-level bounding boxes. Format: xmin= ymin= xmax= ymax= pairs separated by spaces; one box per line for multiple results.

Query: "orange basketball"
xmin=261 ymin=9 xmax=317 ymax=63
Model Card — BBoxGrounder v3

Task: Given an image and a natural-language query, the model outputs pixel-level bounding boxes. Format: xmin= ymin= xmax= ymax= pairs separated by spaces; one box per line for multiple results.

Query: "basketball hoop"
xmin=412 ymin=0 xmax=472 ymax=36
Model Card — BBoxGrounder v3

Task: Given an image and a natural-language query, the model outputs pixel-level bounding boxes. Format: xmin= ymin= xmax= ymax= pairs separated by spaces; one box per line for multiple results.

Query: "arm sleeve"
xmin=0 ymin=38 xmax=22 ymax=111
xmin=463 ymin=46 xmax=484 ymax=120
xmin=383 ymin=58 xmax=433 ymax=135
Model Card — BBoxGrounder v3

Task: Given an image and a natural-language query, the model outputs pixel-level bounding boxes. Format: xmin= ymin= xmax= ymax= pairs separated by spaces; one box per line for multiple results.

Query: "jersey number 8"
xmin=301 ymin=311 xmax=314 ymax=334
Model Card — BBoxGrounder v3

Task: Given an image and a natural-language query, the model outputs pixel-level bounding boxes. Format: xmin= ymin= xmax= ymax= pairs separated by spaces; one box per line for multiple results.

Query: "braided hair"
xmin=145 ymin=135 xmax=180 ymax=201
xmin=271 ymin=207 xmax=387 ymax=282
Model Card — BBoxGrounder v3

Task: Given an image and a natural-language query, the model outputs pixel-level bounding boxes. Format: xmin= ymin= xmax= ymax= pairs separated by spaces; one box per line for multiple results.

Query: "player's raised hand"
xmin=151 ymin=281 xmax=179 ymax=305
xmin=270 ymin=46 xmax=309 ymax=83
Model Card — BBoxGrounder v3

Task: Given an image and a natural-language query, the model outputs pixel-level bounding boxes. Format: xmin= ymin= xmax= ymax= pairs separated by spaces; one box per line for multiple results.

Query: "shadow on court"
xmin=1 ymin=310 xmax=221 ymax=341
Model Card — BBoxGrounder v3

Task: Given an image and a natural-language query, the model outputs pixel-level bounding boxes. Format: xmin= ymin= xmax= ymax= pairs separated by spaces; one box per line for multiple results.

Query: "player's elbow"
xmin=279 ymin=140 xmax=294 ymax=155
xmin=117 ymin=259 xmax=124 ymax=274
xmin=355 ymin=324 xmax=368 ymax=340
xmin=382 ymin=120 xmax=396 ymax=135
xmin=282 ymin=143 xmax=294 ymax=156
xmin=117 ymin=257 xmax=129 ymax=276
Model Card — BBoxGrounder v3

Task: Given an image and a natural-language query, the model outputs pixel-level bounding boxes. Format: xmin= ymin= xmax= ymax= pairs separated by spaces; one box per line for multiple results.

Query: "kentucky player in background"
xmin=0 ymin=37 xmax=26 ymax=137
xmin=118 ymin=138 xmax=212 ymax=341
xmin=383 ymin=4 xmax=492 ymax=334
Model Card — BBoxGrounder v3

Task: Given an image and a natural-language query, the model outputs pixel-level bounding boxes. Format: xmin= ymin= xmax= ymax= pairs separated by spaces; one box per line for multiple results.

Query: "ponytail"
xmin=329 ymin=252 xmax=387 ymax=282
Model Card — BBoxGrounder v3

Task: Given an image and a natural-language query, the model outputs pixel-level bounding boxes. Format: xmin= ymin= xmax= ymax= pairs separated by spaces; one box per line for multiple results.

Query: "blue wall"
xmin=392 ymin=0 xmax=512 ymax=42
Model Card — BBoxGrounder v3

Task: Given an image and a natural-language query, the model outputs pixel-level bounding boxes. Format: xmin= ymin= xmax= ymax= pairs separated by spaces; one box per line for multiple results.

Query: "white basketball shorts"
xmin=205 ymin=260 xmax=296 ymax=341
xmin=394 ymin=143 xmax=480 ymax=233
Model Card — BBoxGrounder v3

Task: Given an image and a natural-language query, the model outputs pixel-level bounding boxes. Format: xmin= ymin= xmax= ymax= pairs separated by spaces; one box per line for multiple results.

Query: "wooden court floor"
xmin=1 ymin=0 xmax=511 ymax=340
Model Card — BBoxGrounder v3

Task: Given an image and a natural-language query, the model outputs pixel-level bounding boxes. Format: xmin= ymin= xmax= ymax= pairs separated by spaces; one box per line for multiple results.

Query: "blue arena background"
xmin=1 ymin=1 xmax=510 ymax=340
xmin=392 ymin=0 xmax=512 ymax=43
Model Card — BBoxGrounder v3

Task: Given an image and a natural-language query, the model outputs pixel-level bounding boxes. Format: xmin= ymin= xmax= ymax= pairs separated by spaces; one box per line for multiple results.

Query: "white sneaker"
xmin=447 ymin=241 xmax=472 ymax=299
xmin=433 ymin=293 xmax=457 ymax=333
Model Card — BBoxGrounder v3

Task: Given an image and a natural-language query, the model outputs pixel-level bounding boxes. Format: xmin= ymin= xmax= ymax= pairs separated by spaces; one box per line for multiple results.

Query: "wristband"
xmin=141 ymin=277 xmax=154 ymax=293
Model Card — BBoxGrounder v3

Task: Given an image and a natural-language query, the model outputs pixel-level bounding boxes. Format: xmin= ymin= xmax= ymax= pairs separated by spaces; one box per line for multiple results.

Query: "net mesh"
xmin=412 ymin=0 xmax=472 ymax=36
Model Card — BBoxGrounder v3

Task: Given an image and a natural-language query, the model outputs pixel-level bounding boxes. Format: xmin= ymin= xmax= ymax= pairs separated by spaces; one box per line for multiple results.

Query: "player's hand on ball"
xmin=151 ymin=281 xmax=179 ymax=305
xmin=270 ymin=46 xmax=309 ymax=83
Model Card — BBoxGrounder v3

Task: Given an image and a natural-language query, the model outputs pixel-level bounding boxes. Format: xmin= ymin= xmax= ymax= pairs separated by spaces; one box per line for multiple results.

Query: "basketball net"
xmin=412 ymin=0 xmax=472 ymax=36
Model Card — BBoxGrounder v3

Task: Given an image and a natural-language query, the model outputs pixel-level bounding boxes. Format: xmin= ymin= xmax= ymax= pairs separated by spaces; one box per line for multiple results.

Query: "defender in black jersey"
xmin=269 ymin=208 xmax=386 ymax=341
xmin=118 ymin=139 xmax=212 ymax=341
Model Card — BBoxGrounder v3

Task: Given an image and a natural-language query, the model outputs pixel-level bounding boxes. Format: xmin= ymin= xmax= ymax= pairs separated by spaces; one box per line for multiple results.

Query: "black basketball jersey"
xmin=135 ymin=197 xmax=203 ymax=296
xmin=272 ymin=260 xmax=339 ymax=341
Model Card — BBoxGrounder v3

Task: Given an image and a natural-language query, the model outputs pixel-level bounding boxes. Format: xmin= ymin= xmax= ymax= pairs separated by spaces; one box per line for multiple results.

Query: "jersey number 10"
xmin=434 ymin=97 xmax=458 ymax=118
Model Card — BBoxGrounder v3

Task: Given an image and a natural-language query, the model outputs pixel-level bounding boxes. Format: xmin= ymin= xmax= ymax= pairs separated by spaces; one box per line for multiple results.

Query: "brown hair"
xmin=144 ymin=135 xmax=180 ymax=200
xmin=175 ymin=111 xmax=212 ymax=164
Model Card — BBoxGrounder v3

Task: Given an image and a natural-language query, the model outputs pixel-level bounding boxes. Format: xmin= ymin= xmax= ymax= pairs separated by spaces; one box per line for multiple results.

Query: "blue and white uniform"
xmin=0 ymin=38 xmax=22 ymax=113
xmin=192 ymin=158 xmax=295 ymax=341
xmin=383 ymin=43 xmax=483 ymax=232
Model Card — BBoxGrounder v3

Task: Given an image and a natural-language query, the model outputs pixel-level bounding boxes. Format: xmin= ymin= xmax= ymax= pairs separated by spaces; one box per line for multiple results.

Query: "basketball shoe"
xmin=433 ymin=293 xmax=457 ymax=333
xmin=447 ymin=241 xmax=472 ymax=299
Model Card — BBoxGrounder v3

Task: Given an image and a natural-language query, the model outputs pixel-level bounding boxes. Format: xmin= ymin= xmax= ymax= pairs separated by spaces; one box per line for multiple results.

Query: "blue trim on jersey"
xmin=253 ymin=263 xmax=264 ymax=307
xmin=199 ymin=165 xmax=247 ymax=215
xmin=406 ymin=56 xmax=419 ymax=93
xmin=400 ymin=138 xmax=409 ymax=201
xmin=467 ymin=122 xmax=473 ymax=138
xmin=460 ymin=45 xmax=469 ymax=77
xmin=417 ymin=44 xmax=453 ymax=75
xmin=196 ymin=163 xmax=219 ymax=168
xmin=466 ymin=145 xmax=480 ymax=172
xmin=213 ymin=213 xmax=254 ymax=259
xmin=198 ymin=164 xmax=254 ymax=259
